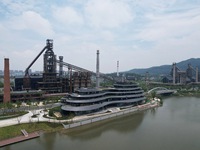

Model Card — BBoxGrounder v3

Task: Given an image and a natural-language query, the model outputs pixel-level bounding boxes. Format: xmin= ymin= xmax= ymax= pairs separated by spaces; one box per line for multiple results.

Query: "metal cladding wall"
xmin=3 ymin=58 xmax=11 ymax=103
xmin=72 ymin=72 xmax=91 ymax=90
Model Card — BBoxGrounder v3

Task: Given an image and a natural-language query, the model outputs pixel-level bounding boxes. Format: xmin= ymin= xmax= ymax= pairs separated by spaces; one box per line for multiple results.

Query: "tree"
xmin=0 ymin=81 xmax=3 ymax=88
xmin=0 ymin=103 xmax=5 ymax=109
xmin=151 ymin=91 xmax=157 ymax=99
xmin=16 ymin=101 xmax=22 ymax=108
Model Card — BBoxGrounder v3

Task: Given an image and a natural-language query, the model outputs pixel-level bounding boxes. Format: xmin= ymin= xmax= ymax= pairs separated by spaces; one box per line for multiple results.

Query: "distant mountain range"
xmin=128 ymin=58 xmax=200 ymax=75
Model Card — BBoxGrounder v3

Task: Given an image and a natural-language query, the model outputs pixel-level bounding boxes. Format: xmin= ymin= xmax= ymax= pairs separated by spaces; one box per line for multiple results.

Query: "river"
xmin=2 ymin=97 xmax=200 ymax=150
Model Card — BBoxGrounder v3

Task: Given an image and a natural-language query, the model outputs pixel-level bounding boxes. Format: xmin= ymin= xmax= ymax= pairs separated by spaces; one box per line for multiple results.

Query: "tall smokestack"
xmin=96 ymin=50 xmax=100 ymax=88
xmin=3 ymin=58 xmax=11 ymax=103
xmin=173 ymin=63 xmax=176 ymax=85
xmin=196 ymin=67 xmax=198 ymax=83
xmin=117 ymin=61 xmax=119 ymax=77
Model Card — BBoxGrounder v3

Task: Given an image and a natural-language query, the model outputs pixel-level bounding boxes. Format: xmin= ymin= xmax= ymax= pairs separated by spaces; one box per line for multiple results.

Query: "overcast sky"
xmin=0 ymin=0 xmax=200 ymax=73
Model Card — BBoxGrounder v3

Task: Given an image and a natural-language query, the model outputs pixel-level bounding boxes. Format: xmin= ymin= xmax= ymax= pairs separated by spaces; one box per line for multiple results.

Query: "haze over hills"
xmin=128 ymin=58 xmax=200 ymax=75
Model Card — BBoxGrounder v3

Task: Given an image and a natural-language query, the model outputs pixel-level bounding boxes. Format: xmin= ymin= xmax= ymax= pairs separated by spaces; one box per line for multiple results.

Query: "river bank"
xmin=62 ymin=101 xmax=159 ymax=130
xmin=0 ymin=100 xmax=160 ymax=142
xmin=0 ymin=122 xmax=63 ymax=141
xmin=2 ymin=96 xmax=200 ymax=150
xmin=173 ymin=90 xmax=200 ymax=97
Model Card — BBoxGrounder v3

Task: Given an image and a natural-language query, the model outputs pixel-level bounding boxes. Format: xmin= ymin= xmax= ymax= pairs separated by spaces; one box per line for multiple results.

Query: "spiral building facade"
xmin=61 ymin=82 xmax=146 ymax=115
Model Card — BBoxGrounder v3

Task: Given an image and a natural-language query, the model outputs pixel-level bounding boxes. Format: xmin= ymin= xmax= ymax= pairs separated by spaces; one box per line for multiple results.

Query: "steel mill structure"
xmin=1 ymin=39 xmax=114 ymax=102
xmin=162 ymin=63 xmax=200 ymax=84
xmin=17 ymin=39 xmax=95 ymax=93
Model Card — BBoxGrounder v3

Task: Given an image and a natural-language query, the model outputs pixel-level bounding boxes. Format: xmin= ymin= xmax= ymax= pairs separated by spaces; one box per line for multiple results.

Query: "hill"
xmin=128 ymin=58 xmax=200 ymax=75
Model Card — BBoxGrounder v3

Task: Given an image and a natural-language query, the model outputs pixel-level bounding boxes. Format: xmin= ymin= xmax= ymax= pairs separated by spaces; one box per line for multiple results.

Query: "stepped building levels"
xmin=61 ymin=82 xmax=146 ymax=115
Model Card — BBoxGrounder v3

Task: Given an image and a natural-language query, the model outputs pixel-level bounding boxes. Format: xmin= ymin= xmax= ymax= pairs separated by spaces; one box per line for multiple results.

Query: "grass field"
xmin=0 ymin=122 xmax=63 ymax=140
xmin=0 ymin=111 xmax=28 ymax=120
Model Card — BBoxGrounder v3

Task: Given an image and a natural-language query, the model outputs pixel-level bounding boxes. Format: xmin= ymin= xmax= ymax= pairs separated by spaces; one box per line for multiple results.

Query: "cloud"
xmin=1 ymin=0 xmax=200 ymax=73
xmin=128 ymin=6 xmax=200 ymax=67
xmin=53 ymin=6 xmax=83 ymax=25
xmin=0 ymin=49 xmax=7 ymax=58
xmin=0 ymin=48 xmax=43 ymax=71
xmin=0 ymin=23 xmax=5 ymax=32
xmin=8 ymin=11 xmax=54 ymax=36
xmin=0 ymin=0 xmax=40 ymax=16
xmin=135 ymin=0 xmax=177 ymax=11
xmin=12 ymin=49 xmax=36 ymax=58
xmin=136 ymin=7 xmax=200 ymax=42
xmin=100 ymin=30 xmax=115 ymax=41
xmin=85 ymin=0 xmax=134 ymax=28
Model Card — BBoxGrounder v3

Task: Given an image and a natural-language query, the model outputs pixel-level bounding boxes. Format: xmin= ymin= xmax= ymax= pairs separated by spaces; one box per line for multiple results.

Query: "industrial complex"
xmin=1 ymin=39 xmax=199 ymax=103
xmin=0 ymin=39 xmax=110 ymax=103
xmin=163 ymin=63 xmax=199 ymax=84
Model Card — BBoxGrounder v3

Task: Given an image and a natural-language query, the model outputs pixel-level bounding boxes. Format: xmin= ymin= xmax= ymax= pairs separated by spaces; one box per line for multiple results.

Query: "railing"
xmin=62 ymin=103 xmax=158 ymax=129
xmin=0 ymin=103 xmax=158 ymax=128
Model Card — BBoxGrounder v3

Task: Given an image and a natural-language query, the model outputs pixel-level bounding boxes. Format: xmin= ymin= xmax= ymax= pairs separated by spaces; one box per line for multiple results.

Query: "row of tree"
xmin=0 ymin=81 xmax=3 ymax=88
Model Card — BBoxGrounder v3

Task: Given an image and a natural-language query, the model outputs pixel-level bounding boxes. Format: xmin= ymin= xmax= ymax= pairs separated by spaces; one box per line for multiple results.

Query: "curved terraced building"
xmin=61 ymin=82 xmax=146 ymax=115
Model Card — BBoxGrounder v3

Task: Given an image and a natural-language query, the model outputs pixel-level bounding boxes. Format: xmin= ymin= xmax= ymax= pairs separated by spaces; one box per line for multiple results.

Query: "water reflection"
xmin=164 ymin=97 xmax=200 ymax=123
xmin=36 ymin=132 xmax=57 ymax=150
xmin=63 ymin=112 xmax=146 ymax=141
xmin=3 ymin=97 xmax=200 ymax=150
xmin=150 ymin=107 xmax=157 ymax=116
xmin=4 ymin=146 xmax=11 ymax=150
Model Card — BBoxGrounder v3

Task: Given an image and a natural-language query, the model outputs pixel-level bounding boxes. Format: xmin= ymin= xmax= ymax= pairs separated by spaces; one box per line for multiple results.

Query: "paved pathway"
xmin=0 ymin=101 xmax=160 ymax=128
xmin=0 ymin=110 xmax=49 ymax=128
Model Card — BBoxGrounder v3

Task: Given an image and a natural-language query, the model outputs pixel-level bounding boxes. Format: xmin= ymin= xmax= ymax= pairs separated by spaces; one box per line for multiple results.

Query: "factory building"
xmin=1 ymin=39 xmax=93 ymax=102
xmin=163 ymin=63 xmax=199 ymax=84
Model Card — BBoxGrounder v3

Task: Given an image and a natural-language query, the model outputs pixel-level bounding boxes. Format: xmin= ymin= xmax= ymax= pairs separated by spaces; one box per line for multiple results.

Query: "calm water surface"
xmin=2 ymin=97 xmax=200 ymax=150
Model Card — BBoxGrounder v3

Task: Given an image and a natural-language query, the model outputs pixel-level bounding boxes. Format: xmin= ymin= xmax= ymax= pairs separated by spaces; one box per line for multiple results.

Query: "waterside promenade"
xmin=0 ymin=99 xmax=160 ymax=128
xmin=62 ymin=101 xmax=159 ymax=129
xmin=0 ymin=100 xmax=160 ymax=147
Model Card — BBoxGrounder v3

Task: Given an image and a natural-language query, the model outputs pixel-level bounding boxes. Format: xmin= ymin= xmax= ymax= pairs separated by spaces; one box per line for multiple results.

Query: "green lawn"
xmin=0 ymin=122 xmax=63 ymax=140
xmin=0 ymin=111 xmax=28 ymax=120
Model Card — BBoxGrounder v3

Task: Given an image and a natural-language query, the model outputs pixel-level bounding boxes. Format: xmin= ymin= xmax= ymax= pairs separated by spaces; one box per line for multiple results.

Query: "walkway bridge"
xmin=147 ymin=87 xmax=176 ymax=96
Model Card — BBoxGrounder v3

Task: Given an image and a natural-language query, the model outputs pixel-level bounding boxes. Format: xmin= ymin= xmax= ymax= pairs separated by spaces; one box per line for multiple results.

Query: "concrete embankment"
xmin=0 ymin=102 xmax=159 ymax=147
xmin=0 ymin=102 xmax=159 ymax=129
xmin=62 ymin=102 xmax=159 ymax=130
